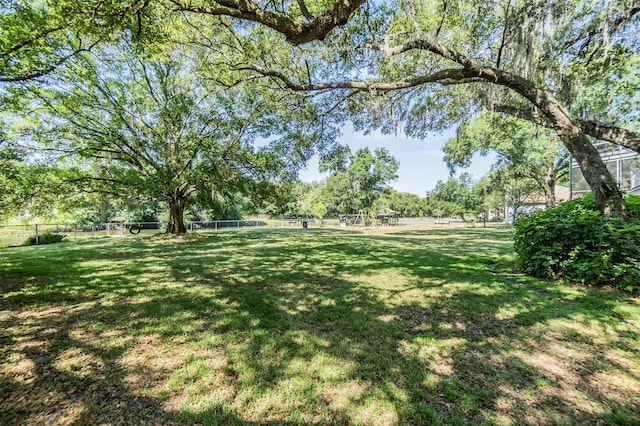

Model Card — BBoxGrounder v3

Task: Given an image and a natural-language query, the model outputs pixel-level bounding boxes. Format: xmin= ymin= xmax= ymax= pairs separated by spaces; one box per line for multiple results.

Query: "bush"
xmin=626 ymin=195 xmax=640 ymax=219
xmin=513 ymin=195 xmax=640 ymax=292
xmin=23 ymin=232 xmax=66 ymax=246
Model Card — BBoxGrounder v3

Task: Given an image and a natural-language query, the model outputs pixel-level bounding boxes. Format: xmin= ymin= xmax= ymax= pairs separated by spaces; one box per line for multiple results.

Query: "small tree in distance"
xmin=424 ymin=173 xmax=483 ymax=222
xmin=322 ymin=147 xmax=399 ymax=215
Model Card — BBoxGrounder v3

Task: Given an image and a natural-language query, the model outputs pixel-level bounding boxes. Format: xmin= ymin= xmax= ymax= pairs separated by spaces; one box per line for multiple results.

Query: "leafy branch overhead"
xmin=168 ymin=0 xmax=366 ymax=45
xmin=0 ymin=0 xmax=365 ymax=82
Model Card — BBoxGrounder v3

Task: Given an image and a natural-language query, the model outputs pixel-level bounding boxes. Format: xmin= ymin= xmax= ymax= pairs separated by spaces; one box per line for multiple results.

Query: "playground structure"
xmin=338 ymin=210 xmax=398 ymax=228
xmin=376 ymin=212 xmax=399 ymax=227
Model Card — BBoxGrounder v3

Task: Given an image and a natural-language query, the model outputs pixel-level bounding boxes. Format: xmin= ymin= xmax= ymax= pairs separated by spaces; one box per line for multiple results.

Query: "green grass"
xmin=1 ymin=228 xmax=638 ymax=425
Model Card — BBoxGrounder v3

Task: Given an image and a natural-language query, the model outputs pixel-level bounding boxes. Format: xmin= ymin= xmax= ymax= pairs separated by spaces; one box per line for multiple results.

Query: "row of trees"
xmin=1 ymin=0 xmax=638 ymax=233
xmin=279 ymin=172 xmax=509 ymax=224
xmin=14 ymin=145 xmax=506 ymax=226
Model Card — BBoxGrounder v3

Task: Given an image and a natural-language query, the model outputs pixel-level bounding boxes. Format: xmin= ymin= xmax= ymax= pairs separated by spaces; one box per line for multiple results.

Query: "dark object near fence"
xmin=23 ymin=232 xmax=66 ymax=246
xmin=302 ymin=221 xmax=308 ymax=229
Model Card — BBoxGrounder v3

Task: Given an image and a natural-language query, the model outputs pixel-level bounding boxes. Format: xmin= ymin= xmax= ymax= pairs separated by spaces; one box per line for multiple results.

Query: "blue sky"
xmin=299 ymin=123 xmax=497 ymax=197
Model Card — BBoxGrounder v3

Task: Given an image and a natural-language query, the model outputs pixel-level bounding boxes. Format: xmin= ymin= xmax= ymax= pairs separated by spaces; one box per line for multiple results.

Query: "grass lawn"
xmin=1 ymin=228 xmax=638 ymax=425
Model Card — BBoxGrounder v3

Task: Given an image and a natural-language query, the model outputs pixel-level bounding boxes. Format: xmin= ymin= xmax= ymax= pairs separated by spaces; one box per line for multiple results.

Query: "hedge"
xmin=513 ymin=195 xmax=640 ymax=292
xmin=23 ymin=232 xmax=66 ymax=246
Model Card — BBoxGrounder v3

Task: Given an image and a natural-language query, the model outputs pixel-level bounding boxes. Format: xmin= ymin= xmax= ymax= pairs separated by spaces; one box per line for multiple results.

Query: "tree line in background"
xmin=7 ymin=151 xmax=533 ymax=228
xmin=271 ymin=163 xmax=556 ymax=224
xmin=278 ymin=172 xmax=492 ymax=223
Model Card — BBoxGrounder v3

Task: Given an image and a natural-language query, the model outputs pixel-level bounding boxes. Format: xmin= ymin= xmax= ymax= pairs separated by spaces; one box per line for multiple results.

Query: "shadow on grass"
xmin=1 ymin=228 xmax=638 ymax=424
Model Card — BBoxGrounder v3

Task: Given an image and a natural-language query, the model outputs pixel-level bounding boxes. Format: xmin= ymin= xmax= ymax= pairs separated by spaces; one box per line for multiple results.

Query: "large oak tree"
xmin=14 ymin=42 xmax=321 ymax=233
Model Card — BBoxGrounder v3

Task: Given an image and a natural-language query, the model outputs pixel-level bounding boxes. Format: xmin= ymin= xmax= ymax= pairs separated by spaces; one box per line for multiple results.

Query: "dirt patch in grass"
xmin=145 ymin=233 xmax=209 ymax=244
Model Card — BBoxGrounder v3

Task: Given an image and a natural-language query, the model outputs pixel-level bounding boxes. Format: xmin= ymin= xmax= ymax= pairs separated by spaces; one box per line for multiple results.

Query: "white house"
xmin=505 ymin=186 xmax=570 ymax=224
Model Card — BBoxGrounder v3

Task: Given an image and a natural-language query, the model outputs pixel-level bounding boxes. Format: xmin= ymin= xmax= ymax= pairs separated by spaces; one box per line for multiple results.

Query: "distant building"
xmin=505 ymin=186 xmax=570 ymax=224
xmin=570 ymin=142 xmax=640 ymax=198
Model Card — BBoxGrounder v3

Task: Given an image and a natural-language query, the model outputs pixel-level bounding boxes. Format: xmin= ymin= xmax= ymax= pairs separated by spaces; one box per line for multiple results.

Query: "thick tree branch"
xmin=493 ymin=104 xmax=640 ymax=153
xmin=579 ymin=121 xmax=640 ymax=153
xmin=0 ymin=42 xmax=99 ymax=82
xmin=169 ymin=0 xmax=365 ymax=45
xmin=249 ymin=40 xmax=639 ymax=155
xmin=378 ymin=38 xmax=500 ymax=81
xmin=433 ymin=0 xmax=448 ymax=38
xmin=495 ymin=0 xmax=511 ymax=68
xmin=296 ymin=0 xmax=314 ymax=21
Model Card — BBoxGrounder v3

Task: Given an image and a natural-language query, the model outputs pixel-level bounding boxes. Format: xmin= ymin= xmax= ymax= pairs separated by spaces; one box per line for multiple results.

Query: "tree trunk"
xmin=496 ymin=74 xmax=627 ymax=217
xmin=544 ymin=167 xmax=556 ymax=208
xmin=545 ymin=105 xmax=626 ymax=217
xmin=492 ymin=70 xmax=627 ymax=217
xmin=166 ymin=192 xmax=187 ymax=234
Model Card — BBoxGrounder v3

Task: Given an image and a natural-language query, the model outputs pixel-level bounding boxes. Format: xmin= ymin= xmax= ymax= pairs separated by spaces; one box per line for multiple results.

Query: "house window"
xmin=570 ymin=143 xmax=640 ymax=197
xmin=621 ymin=157 xmax=640 ymax=191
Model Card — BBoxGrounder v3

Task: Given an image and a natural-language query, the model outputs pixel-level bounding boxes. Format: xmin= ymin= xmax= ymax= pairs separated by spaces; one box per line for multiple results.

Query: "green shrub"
xmin=23 ymin=232 xmax=66 ymax=246
xmin=626 ymin=195 xmax=640 ymax=219
xmin=513 ymin=195 xmax=640 ymax=292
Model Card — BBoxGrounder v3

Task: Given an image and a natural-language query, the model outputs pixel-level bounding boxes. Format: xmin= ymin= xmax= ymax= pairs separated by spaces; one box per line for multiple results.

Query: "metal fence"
xmin=0 ymin=217 xmax=506 ymax=248
xmin=0 ymin=219 xmax=280 ymax=248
